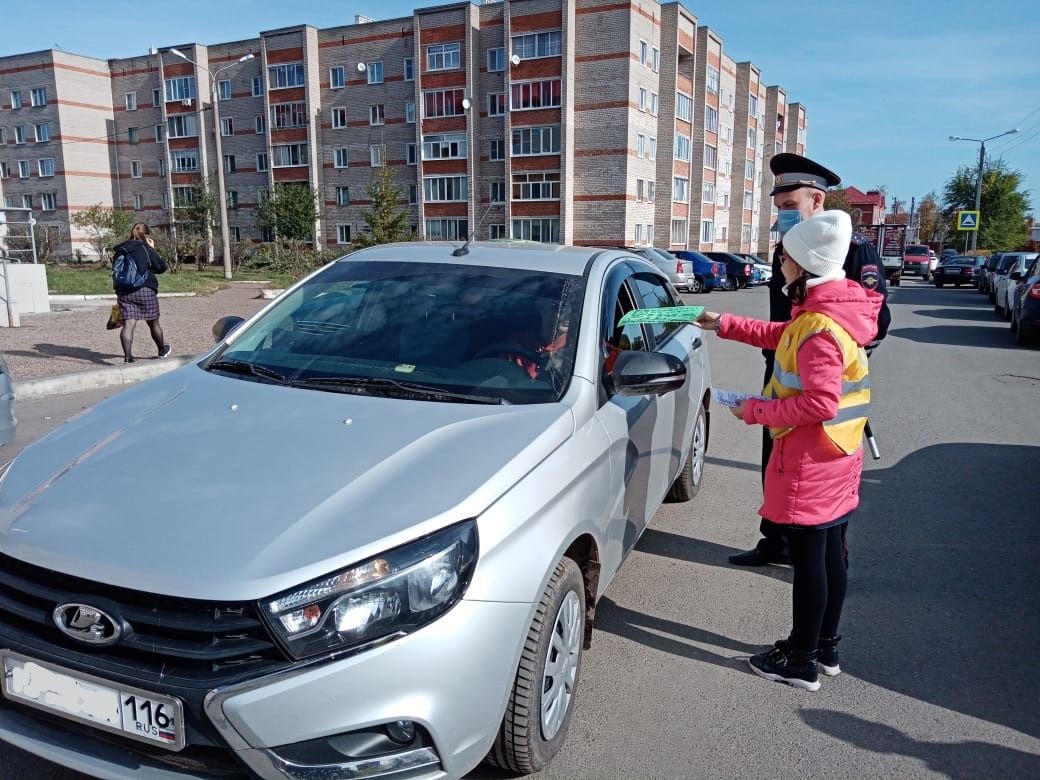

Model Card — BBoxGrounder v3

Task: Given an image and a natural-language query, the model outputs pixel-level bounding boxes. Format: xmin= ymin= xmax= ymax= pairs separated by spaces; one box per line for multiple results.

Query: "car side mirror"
xmin=1009 ymin=271 xmax=1023 ymax=281
xmin=611 ymin=350 xmax=687 ymax=396
xmin=212 ymin=316 xmax=245 ymax=342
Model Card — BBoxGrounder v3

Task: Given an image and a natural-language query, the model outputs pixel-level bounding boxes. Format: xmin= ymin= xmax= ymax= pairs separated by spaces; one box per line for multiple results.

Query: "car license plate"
xmin=947 ymin=268 xmax=960 ymax=273
xmin=1 ymin=653 xmax=184 ymax=750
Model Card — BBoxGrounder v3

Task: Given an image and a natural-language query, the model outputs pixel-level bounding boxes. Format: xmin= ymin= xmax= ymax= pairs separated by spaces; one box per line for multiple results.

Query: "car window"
xmin=904 ymin=246 xmax=929 ymax=256
xmin=212 ymin=260 xmax=584 ymax=405
xmin=630 ymin=274 xmax=683 ymax=346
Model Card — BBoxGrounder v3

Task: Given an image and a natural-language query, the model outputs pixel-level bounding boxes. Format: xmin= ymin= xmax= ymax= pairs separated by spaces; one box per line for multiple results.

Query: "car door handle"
xmin=691 ymin=337 xmax=703 ymax=351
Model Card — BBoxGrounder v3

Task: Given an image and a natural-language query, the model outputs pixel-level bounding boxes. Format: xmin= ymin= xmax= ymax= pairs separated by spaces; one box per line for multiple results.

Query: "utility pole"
xmin=949 ymin=128 xmax=1020 ymax=252
xmin=908 ymin=197 xmax=916 ymax=243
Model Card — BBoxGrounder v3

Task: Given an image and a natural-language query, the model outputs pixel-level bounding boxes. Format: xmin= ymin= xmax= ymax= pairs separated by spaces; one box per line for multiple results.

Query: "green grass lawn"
xmin=46 ymin=266 xmax=296 ymax=296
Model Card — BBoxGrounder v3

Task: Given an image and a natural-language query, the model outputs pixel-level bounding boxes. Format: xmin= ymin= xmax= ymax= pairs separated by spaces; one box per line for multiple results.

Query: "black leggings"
xmin=787 ymin=522 xmax=848 ymax=652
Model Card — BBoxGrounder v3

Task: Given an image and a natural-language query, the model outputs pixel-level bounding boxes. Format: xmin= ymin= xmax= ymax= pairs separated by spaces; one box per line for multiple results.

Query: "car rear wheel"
xmin=935 ymin=281 xmax=944 ymax=288
xmin=488 ymin=558 xmax=585 ymax=775
xmin=666 ymin=403 xmax=707 ymax=502
xmin=722 ymin=278 xmax=737 ymax=291
xmin=954 ymin=282 xmax=961 ymax=288
xmin=689 ymin=278 xmax=704 ymax=294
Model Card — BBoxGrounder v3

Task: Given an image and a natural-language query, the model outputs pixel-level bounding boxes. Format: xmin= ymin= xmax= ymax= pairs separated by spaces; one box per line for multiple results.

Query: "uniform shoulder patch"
xmin=851 ymin=233 xmax=865 ymax=245
xmin=859 ymin=263 xmax=880 ymax=290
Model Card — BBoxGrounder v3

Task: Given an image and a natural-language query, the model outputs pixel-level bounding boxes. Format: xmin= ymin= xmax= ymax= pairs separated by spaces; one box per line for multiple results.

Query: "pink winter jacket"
xmin=717 ymin=279 xmax=884 ymax=526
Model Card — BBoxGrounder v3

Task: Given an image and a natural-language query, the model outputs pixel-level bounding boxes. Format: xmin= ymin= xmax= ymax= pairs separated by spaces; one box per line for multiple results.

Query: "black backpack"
xmin=112 ymin=246 xmax=149 ymax=289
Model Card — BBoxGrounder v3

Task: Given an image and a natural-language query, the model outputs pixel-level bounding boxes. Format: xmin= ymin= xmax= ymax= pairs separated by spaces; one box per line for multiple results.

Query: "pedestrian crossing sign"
xmin=957 ymin=210 xmax=979 ymax=231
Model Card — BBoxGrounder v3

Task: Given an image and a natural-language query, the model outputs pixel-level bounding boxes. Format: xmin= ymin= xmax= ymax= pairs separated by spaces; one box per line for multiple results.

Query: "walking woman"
xmin=112 ymin=223 xmax=171 ymax=363
xmin=696 ymin=211 xmax=882 ymax=691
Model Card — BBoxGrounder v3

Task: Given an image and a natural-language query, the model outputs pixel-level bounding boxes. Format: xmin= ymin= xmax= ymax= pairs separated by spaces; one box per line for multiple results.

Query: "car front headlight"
xmin=261 ymin=521 xmax=478 ymax=659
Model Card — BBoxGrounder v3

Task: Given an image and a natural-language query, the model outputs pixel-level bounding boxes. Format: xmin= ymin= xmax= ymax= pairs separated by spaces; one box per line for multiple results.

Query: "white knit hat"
xmin=782 ymin=210 xmax=851 ymax=283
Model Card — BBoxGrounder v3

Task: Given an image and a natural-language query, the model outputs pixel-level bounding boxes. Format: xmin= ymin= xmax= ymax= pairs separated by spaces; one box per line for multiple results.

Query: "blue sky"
xmin=5 ymin=0 xmax=1038 ymax=211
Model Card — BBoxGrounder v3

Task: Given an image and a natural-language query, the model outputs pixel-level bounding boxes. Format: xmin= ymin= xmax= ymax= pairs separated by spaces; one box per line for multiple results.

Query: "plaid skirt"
xmin=117 ymin=287 xmax=160 ymax=321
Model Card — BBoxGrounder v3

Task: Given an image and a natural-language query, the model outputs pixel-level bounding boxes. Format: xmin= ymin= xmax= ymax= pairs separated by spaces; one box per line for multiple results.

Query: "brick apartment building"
xmin=0 ymin=0 xmax=808 ymax=261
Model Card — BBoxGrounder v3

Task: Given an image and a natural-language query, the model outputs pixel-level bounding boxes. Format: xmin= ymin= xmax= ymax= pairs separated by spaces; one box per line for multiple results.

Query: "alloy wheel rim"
xmin=690 ymin=411 xmax=706 ymax=485
xmin=540 ymin=590 xmax=582 ymax=740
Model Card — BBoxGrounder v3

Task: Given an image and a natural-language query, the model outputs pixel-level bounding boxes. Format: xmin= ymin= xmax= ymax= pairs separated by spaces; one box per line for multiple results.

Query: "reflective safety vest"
xmin=764 ymin=311 xmax=870 ymax=454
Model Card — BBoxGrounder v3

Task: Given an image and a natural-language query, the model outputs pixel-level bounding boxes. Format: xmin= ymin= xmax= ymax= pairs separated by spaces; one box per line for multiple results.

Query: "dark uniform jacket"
xmin=112 ymin=239 xmax=166 ymax=295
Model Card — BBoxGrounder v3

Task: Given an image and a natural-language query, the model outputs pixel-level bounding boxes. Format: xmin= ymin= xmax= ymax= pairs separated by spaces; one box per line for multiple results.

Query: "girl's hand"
xmin=696 ymin=311 xmax=722 ymax=331
xmin=145 ymin=236 xmax=155 ymax=247
xmin=729 ymin=400 xmax=746 ymax=420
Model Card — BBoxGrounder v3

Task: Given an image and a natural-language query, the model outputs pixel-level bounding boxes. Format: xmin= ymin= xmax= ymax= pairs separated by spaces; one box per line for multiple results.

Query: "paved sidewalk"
xmin=3 ymin=282 xmax=270 ymax=384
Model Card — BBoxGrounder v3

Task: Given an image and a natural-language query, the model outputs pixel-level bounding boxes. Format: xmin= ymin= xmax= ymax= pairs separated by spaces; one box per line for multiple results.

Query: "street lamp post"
xmin=949 ymin=128 xmax=1020 ymax=251
xmin=170 ymin=49 xmax=254 ymax=279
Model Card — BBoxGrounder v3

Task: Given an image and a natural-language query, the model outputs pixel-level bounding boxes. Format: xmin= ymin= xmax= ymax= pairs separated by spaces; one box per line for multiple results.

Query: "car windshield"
xmin=904 ymin=246 xmax=929 ymax=256
xmin=641 ymin=247 xmax=679 ymax=265
xmin=943 ymin=256 xmax=972 ymax=264
xmin=208 ymin=260 xmax=585 ymax=405
xmin=997 ymin=256 xmax=1021 ymax=272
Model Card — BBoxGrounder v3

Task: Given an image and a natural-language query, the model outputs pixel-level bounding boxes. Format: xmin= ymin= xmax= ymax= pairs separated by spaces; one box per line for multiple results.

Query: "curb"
xmin=49 ymin=293 xmax=198 ymax=302
xmin=12 ymin=356 xmax=196 ymax=401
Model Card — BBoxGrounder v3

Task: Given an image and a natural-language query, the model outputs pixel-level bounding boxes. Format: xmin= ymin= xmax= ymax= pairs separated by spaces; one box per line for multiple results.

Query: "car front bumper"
xmin=0 ymin=599 xmax=532 ymax=779
xmin=902 ymin=262 xmax=929 ymax=275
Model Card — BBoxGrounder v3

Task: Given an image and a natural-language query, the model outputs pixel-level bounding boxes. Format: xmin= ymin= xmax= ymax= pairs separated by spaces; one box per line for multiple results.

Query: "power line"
xmin=1000 ymin=126 xmax=1040 ymax=154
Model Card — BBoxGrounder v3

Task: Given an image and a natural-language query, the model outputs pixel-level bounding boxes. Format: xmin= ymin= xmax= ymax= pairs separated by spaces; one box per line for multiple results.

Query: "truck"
xmin=857 ymin=224 xmax=902 ymax=286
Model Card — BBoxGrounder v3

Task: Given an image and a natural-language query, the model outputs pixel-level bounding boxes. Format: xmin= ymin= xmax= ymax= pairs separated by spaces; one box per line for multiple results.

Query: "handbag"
xmin=106 ymin=303 xmax=123 ymax=330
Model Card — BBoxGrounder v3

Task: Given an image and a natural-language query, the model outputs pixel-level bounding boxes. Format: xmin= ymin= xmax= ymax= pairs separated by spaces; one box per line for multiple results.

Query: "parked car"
xmin=933 ymin=255 xmax=979 ymax=288
xmin=970 ymin=256 xmax=988 ymax=288
xmin=0 ymin=354 xmax=14 ymax=448
xmin=979 ymin=253 xmax=1006 ymax=296
xmin=940 ymin=248 xmax=958 ymax=259
xmin=992 ymin=252 xmax=1038 ymax=309
xmin=0 ymin=242 xmax=712 ymax=780
xmin=624 ymin=246 xmax=698 ymax=292
xmin=672 ymin=250 xmax=728 ymax=293
xmin=750 ymin=263 xmax=772 ymax=285
xmin=703 ymin=252 xmax=753 ymax=289
xmin=1010 ymin=257 xmax=1040 ymax=346
xmin=997 ymin=253 xmax=1040 ymax=319
xmin=902 ymin=244 xmax=934 ymax=281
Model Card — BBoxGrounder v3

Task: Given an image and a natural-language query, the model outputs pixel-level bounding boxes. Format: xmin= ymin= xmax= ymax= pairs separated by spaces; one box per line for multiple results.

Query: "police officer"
xmin=729 ymin=153 xmax=891 ymax=567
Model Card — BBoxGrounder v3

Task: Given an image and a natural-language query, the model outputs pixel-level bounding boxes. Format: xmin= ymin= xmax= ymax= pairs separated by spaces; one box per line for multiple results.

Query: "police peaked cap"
xmin=769 ymin=153 xmax=841 ymax=196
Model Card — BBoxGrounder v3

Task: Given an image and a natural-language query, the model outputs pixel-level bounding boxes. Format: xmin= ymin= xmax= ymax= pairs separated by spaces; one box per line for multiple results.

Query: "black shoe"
xmin=818 ymin=635 xmax=841 ymax=677
xmin=749 ymin=640 xmax=820 ymax=691
xmin=158 ymin=344 xmax=172 ymax=358
xmin=729 ymin=540 xmax=791 ymax=567
xmin=124 ymin=357 xmax=135 ymax=364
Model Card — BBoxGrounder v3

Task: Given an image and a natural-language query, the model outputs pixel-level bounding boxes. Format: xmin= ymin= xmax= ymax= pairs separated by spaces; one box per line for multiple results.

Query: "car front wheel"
xmin=666 ymin=403 xmax=707 ymax=502
xmin=488 ymin=558 xmax=585 ymax=775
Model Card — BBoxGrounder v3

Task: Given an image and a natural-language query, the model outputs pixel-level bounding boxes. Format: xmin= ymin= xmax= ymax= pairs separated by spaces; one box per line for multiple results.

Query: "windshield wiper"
xmin=290 ymin=376 xmax=509 ymax=404
xmin=206 ymin=359 xmax=288 ymax=384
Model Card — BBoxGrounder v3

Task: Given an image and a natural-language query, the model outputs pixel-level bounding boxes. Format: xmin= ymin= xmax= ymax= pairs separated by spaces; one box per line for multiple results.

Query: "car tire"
xmin=922 ymin=273 xmax=930 ymax=283
xmin=689 ymin=278 xmax=704 ymax=294
xmin=935 ymin=281 xmax=944 ymax=288
xmin=954 ymin=282 xmax=961 ymax=288
xmin=722 ymin=278 xmax=737 ymax=291
xmin=488 ymin=558 xmax=585 ymax=775
xmin=1003 ymin=302 xmax=1012 ymax=321
xmin=666 ymin=403 xmax=707 ymax=502
xmin=994 ymin=303 xmax=1003 ymax=317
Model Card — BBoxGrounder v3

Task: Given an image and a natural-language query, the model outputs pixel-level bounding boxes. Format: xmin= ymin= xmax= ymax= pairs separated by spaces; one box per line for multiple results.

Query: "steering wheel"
xmin=473 ymin=342 xmax=542 ymax=363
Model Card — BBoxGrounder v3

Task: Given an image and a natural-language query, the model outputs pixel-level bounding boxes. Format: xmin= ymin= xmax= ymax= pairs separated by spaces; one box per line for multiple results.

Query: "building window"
xmin=30 ymin=87 xmax=47 ymax=107
xmin=334 ymin=147 xmax=349 ymax=168
xmin=636 ymin=134 xmax=645 ymax=157
xmin=703 ymin=141 xmax=718 ymax=169
xmin=226 ymin=190 xmax=239 ymax=208
xmin=512 ymin=31 xmax=561 ymax=60
xmin=155 ymin=124 xmax=164 ymax=143
xmin=252 ymin=77 xmax=263 ymax=96
xmin=224 ymin=155 xmax=236 ymax=173
xmin=408 ymin=185 xmax=417 ymax=205
xmin=649 ymin=137 xmax=657 ymax=161
xmin=706 ymin=66 xmax=719 ymax=94
xmin=676 ymin=92 xmax=692 ymax=122
xmin=749 ymin=94 xmax=759 ymax=117
xmin=426 ymin=43 xmax=461 ymax=72
xmin=220 ymin=117 xmax=234 ymax=136
xmin=331 ymin=107 xmax=348 ymax=129
xmin=701 ymin=219 xmax=714 ymax=244
xmin=336 ymin=186 xmax=350 ymax=206
xmin=171 ymin=149 xmax=199 ymax=172
xmin=652 ymin=47 xmax=660 ymax=73
xmin=10 ymin=91 xmax=23 ymax=109
xmin=152 ymin=88 xmax=161 ymax=107
xmin=15 ymin=127 xmax=26 ymax=145
xmin=38 ymin=158 xmax=55 ymax=177
xmin=423 ymin=88 xmax=466 ymax=118
xmin=490 ymin=224 xmax=506 ymax=239
xmin=369 ymin=144 xmax=386 ymax=167
xmin=489 ymin=139 xmax=505 ymax=161
xmin=745 ymin=160 xmax=755 ymax=180
xmin=133 ymin=193 xmax=143 ymax=210
xmin=491 ymin=181 xmax=505 ymax=203
xmin=367 ymin=61 xmax=383 ymax=84
xmin=639 ymin=87 xmax=647 ymax=112
xmin=405 ymin=101 xmax=415 ymax=124
xmin=406 ymin=143 xmax=417 ymax=165
xmin=230 ymin=226 xmax=241 ymax=242
xmin=647 ymin=181 xmax=656 ymax=203
xmin=488 ymin=93 xmax=505 ymax=116
xmin=268 ymin=63 xmax=305 ymax=89
xmin=127 ymin=127 xmax=139 ymax=144
xmin=671 ymin=219 xmax=687 ymax=245
xmin=705 ymin=106 xmax=719 ymax=134
xmin=164 ymin=76 xmax=196 ymax=102
xmin=512 ymin=171 xmax=560 ymax=200
xmin=487 ymin=47 xmax=505 ymax=72
xmin=422 ymin=133 xmax=467 ymax=160
xmin=702 ymin=181 xmax=715 ymax=202
xmin=748 ymin=127 xmax=757 ymax=148
xmin=369 ymin=104 xmax=385 ymax=126
xmin=639 ymin=40 xmax=649 ymax=66
xmin=0 ymin=128 xmax=7 ymax=145
xmin=510 ymin=79 xmax=562 ymax=110
xmin=270 ymin=102 xmax=307 ymax=129
xmin=0 ymin=162 xmax=8 ymax=179
xmin=647 ymin=223 xmax=655 ymax=244
xmin=741 ymin=224 xmax=752 ymax=244
xmin=158 ymin=159 xmax=166 ymax=177
xmin=125 ymin=92 xmax=137 ymax=111
xmin=217 ymin=80 xmax=232 ymax=101
xmin=635 ymin=224 xmax=644 ymax=245
xmin=511 ymin=125 xmax=560 ymax=156
xmin=425 ymin=218 xmax=468 ymax=240
xmin=673 ymin=177 xmax=688 ymax=202
xmin=636 ymin=179 xmax=644 ymax=201
xmin=742 ymin=191 xmax=754 ymax=210
xmin=720 ymin=192 xmax=730 ymax=208
xmin=167 ymin=114 xmax=198 ymax=138
xmin=161 ymin=192 xmax=168 ymax=208
xmin=720 ymin=225 xmax=728 ymax=240
xmin=21 ymin=194 xmax=33 ymax=209
xmin=272 ymin=143 xmax=308 ymax=167
xmin=511 ymin=218 xmax=559 ymax=243
xmin=650 ymin=93 xmax=658 ymax=116
xmin=330 ymin=66 xmax=345 ymax=89
xmin=423 ymin=176 xmax=468 ymax=202
xmin=34 ymin=123 xmax=49 ymax=142
xmin=336 ymin=224 xmax=352 ymax=244
xmin=255 ymin=115 xmax=265 ymax=134
xmin=256 ymin=152 xmax=269 ymax=172
xmin=129 ymin=159 xmax=142 ymax=178
xmin=403 ymin=57 xmax=414 ymax=81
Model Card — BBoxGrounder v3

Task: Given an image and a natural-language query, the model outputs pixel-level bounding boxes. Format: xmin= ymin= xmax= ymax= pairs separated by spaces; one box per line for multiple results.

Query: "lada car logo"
xmin=52 ymin=603 xmax=122 ymax=646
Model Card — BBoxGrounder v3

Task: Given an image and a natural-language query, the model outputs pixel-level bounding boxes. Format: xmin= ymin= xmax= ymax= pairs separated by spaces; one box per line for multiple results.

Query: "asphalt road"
xmin=2 ymin=278 xmax=1038 ymax=779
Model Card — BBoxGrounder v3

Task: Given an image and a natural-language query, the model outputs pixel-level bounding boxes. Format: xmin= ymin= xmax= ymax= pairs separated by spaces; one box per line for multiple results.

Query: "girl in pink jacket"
xmin=697 ymin=210 xmax=883 ymax=691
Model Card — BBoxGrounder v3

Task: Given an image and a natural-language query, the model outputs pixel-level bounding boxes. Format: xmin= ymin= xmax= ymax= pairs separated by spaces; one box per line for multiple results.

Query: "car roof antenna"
xmin=452 ymin=202 xmax=499 ymax=257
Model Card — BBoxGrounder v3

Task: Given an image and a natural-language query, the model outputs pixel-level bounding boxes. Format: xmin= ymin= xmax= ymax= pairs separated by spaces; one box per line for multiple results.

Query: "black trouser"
xmin=786 ymin=521 xmax=849 ymax=652
xmin=758 ymin=357 xmax=788 ymax=556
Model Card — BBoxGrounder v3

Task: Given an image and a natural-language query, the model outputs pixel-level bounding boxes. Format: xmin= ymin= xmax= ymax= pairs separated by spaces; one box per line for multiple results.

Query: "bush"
xmin=243 ymin=240 xmax=342 ymax=278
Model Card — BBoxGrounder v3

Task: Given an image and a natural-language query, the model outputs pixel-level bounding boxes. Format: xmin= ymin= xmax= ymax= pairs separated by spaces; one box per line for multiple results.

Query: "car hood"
xmin=0 ymin=366 xmax=574 ymax=601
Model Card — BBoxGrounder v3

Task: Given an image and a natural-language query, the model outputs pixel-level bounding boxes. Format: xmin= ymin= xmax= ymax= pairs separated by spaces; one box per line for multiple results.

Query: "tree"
xmin=256 ymin=183 xmax=320 ymax=242
xmin=356 ymin=165 xmax=410 ymax=247
xmin=916 ymin=192 xmax=940 ymax=245
xmin=177 ymin=181 xmax=221 ymax=269
xmin=824 ymin=187 xmax=852 ymax=214
xmin=941 ymin=158 xmax=1030 ymax=251
xmin=70 ymin=204 xmax=135 ymax=262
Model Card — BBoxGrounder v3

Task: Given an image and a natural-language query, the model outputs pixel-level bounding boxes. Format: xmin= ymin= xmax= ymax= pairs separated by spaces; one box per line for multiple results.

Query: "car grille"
xmin=0 ymin=551 xmax=288 ymax=684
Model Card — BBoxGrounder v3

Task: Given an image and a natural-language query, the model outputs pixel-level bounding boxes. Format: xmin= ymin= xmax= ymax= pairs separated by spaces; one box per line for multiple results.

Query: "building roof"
xmin=845 ymin=186 xmax=886 ymax=209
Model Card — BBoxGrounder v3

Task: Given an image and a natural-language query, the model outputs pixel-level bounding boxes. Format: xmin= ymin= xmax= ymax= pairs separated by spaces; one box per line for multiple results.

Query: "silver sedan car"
xmin=0 ymin=242 xmax=711 ymax=779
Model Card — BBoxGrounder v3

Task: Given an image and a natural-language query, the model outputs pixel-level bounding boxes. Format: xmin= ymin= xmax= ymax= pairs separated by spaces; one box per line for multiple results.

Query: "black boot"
xmin=818 ymin=635 xmax=842 ymax=677
xmin=729 ymin=538 xmax=791 ymax=567
xmin=749 ymin=639 xmax=820 ymax=691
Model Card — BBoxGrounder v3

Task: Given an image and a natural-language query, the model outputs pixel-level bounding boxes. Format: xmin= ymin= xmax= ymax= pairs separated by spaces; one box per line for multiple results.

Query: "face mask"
xmin=776 ymin=209 xmax=803 ymax=236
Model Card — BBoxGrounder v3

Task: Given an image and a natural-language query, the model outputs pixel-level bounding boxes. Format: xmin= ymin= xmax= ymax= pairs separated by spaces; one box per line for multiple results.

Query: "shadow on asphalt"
xmin=4 ymin=343 xmax=122 ymax=365
xmin=885 ymin=285 xmax=988 ymax=305
xmin=912 ymin=307 xmax=1002 ymax=322
xmin=800 ymin=710 xmax=1040 ymax=778
xmin=704 ymin=454 xmax=760 ymax=474
xmin=887 ymin=324 xmax=1021 ymax=349
xmin=634 ymin=528 xmax=792 ymax=583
